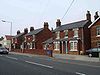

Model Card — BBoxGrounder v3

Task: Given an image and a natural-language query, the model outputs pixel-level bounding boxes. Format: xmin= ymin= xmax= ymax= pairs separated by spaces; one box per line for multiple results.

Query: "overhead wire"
xmin=61 ymin=0 xmax=75 ymax=20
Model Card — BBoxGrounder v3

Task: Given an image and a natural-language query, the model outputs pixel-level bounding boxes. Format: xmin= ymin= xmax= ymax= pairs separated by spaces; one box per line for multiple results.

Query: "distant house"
xmin=24 ymin=22 xmax=52 ymax=50
xmin=88 ymin=12 xmax=100 ymax=48
xmin=12 ymin=28 xmax=28 ymax=49
xmin=2 ymin=35 xmax=13 ymax=50
xmin=51 ymin=11 xmax=92 ymax=55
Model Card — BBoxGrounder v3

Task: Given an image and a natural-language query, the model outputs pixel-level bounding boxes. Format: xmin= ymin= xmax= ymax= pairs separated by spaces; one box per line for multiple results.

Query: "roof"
xmin=25 ymin=28 xmax=43 ymax=36
xmin=88 ymin=16 xmax=100 ymax=28
xmin=53 ymin=20 xmax=89 ymax=32
xmin=5 ymin=35 xmax=14 ymax=40
xmin=14 ymin=33 xmax=24 ymax=38
xmin=43 ymin=38 xmax=53 ymax=44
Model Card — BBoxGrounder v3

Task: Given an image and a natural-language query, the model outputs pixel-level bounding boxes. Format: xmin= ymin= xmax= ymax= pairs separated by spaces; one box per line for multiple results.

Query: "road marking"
xmin=76 ymin=72 xmax=86 ymax=75
xmin=5 ymin=56 xmax=18 ymax=60
xmin=25 ymin=61 xmax=53 ymax=69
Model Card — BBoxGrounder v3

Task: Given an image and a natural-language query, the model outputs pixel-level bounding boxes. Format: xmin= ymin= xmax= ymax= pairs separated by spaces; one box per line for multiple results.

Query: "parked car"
xmin=0 ymin=47 xmax=9 ymax=54
xmin=86 ymin=48 xmax=100 ymax=57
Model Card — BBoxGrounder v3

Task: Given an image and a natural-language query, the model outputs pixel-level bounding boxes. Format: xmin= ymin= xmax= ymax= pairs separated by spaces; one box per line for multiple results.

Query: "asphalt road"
xmin=0 ymin=53 xmax=100 ymax=75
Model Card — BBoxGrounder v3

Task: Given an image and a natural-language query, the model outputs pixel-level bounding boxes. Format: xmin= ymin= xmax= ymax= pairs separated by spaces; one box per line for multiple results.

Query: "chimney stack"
xmin=44 ymin=22 xmax=49 ymax=29
xmin=24 ymin=28 xmax=28 ymax=34
xmin=94 ymin=11 xmax=99 ymax=20
xmin=56 ymin=19 xmax=61 ymax=27
xmin=86 ymin=11 xmax=91 ymax=21
xmin=17 ymin=30 xmax=20 ymax=35
xmin=30 ymin=27 xmax=34 ymax=32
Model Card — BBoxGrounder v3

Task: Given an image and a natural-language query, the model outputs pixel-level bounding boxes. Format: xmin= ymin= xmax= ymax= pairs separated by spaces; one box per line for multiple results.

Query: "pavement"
xmin=10 ymin=52 xmax=100 ymax=62
xmin=53 ymin=53 xmax=100 ymax=62
xmin=0 ymin=52 xmax=100 ymax=75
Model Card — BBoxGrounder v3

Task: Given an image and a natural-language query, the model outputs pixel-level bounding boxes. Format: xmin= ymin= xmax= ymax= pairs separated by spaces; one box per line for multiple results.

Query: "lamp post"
xmin=1 ymin=20 xmax=12 ymax=51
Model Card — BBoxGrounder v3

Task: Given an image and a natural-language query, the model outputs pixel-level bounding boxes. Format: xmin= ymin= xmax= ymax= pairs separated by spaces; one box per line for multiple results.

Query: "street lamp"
xmin=1 ymin=20 xmax=12 ymax=51
xmin=1 ymin=20 xmax=12 ymax=35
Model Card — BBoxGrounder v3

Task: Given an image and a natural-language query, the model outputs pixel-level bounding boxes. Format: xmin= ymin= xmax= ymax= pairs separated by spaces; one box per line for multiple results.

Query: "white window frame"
xmin=54 ymin=41 xmax=60 ymax=51
xmin=56 ymin=31 xmax=60 ymax=39
xmin=96 ymin=26 xmax=100 ymax=37
xmin=24 ymin=37 xmax=26 ymax=42
xmin=64 ymin=30 xmax=68 ymax=38
xmin=73 ymin=28 xmax=78 ymax=37
xmin=69 ymin=40 xmax=78 ymax=51
xmin=33 ymin=35 xmax=35 ymax=41
xmin=30 ymin=43 xmax=32 ymax=49
xmin=97 ymin=41 xmax=100 ymax=47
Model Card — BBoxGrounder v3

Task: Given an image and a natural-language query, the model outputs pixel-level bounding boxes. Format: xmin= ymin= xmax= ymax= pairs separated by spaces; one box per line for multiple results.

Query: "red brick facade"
xmin=89 ymin=17 xmax=100 ymax=48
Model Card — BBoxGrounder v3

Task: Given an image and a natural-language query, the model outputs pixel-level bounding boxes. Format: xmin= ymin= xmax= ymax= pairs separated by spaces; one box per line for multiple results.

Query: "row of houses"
xmin=2 ymin=11 xmax=100 ymax=55
xmin=51 ymin=11 xmax=100 ymax=55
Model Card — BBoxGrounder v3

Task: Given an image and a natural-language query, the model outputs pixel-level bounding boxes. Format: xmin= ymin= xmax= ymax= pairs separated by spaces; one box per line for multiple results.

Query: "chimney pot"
xmin=86 ymin=11 xmax=91 ymax=21
xmin=56 ymin=19 xmax=61 ymax=27
xmin=44 ymin=22 xmax=49 ymax=29
xmin=94 ymin=11 xmax=99 ymax=20
xmin=30 ymin=27 xmax=34 ymax=32
xmin=24 ymin=28 xmax=28 ymax=34
xmin=17 ymin=30 xmax=20 ymax=35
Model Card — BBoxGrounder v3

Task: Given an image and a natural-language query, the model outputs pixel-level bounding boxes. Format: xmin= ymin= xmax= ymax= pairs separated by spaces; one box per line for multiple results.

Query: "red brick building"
xmin=88 ymin=12 xmax=100 ymax=48
xmin=23 ymin=22 xmax=52 ymax=50
xmin=12 ymin=28 xmax=28 ymax=49
xmin=51 ymin=11 xmax=92 ymax=55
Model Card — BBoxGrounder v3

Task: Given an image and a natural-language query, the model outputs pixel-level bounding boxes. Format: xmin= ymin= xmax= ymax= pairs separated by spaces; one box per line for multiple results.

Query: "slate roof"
xmin=14 ymin=33 xmax=24 ymax=38
xmin=25 ymin=28 xmax=43 ymax=36
xmin=53 ymin=20 xmax=89 ymax=32
xmin=88 ymin=16 xmax=100 ymax=28
xmin=5 ymin=35 xmax=14 ymax=40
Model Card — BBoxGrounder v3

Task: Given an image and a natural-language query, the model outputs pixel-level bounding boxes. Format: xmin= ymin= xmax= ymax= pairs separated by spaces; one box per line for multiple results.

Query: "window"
xmin=54 ymin=42 xmax=60 ymax=50
xmin=70 ymin=41 xmax=78 ymax=51
xmin=32 ymin=42 xmax=35 ymax=49
xmin=97 ymin=41 xmax=100 ymax=47
xmin=96 ymin=26 xmax=100 ymax=36
xmin=64 ymin=30 xmax=68 ymax=38
xmin=30 ymin=43 xmax=32 ymax=49
xmin=73 ymin=28 xmax=78 ymax=37
xmin=70 ymin=42 xmax=73 ymax=50
xmin=56 ymin=31 xmax=60 ymax=39
xmin=33 ymin=35 xmax=35 ymax=41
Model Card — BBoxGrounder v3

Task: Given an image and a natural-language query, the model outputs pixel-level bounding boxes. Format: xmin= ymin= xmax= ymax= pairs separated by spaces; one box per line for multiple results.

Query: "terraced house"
xmin=23 ymin=22 xmax=52 ymax=50
xmin=88 ymin=12 xmax=100 ymax=48
xmin=52 ymin=11 xmax=92 ymax=55
xmin=12 ymin=28 xmax=28 ymax=49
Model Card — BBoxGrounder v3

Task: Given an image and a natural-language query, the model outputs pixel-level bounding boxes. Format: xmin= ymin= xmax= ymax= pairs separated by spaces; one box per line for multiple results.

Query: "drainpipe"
xmin=82 ymin=28 xmax=84 ymax=55
xmin=62 ymin=41 xmax=63 ymax=54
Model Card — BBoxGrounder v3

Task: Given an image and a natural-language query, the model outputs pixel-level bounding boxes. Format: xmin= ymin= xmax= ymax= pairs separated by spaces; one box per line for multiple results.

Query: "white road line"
xmin=5 ymin=56 xmax=18 ymax=60
xmin=25 ymin=61 xmax=53 ymax=69
xmin=76 ymin=72 xmax=86 ymax=75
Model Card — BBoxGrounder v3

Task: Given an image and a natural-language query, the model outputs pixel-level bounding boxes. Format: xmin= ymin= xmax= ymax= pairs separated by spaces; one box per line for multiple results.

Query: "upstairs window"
xmin=64 ymin=30 xmax=68 ymax=38
xmin=33 ymin=35 xmax=35 ymax=41
xmin=56 ymin=31 xmax=60 ymax=39
xmin=96 ymin=26 xmax=100 ymax=36
xmin=73 ymin=28 xmax=78 ymax=37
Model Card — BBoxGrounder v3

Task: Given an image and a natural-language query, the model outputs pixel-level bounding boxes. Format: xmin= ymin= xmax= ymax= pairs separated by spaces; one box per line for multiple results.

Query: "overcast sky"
xmin=0 ymin=0 xmax=100 ymax=37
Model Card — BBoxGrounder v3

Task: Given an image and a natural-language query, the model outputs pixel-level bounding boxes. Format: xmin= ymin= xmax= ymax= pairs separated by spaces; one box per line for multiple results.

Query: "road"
xmin=0 ymin=53 xmax=100 ymax=75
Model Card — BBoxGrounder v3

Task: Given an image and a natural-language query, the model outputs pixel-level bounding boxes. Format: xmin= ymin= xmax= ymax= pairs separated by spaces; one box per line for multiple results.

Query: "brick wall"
xmin=90 ymin=20 xmax=100 ymax=48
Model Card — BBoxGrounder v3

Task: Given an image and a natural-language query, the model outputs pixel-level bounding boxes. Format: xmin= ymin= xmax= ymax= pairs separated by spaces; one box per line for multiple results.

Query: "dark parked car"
xmin=0 ymin=47 xmax=9 ymax=54
xmin=86 ymin=48 xmax=100 ymax=57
